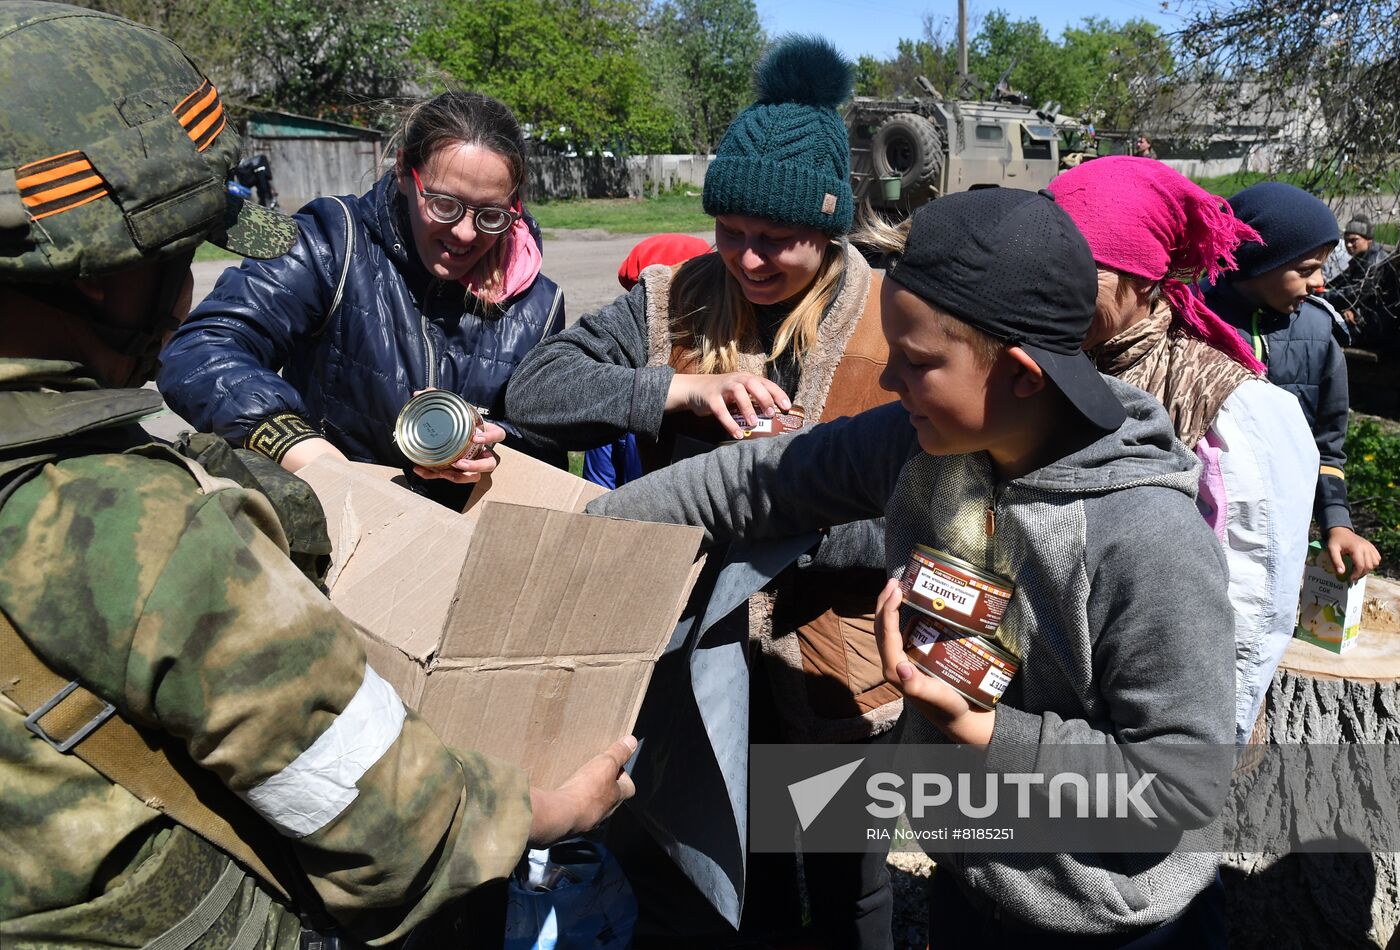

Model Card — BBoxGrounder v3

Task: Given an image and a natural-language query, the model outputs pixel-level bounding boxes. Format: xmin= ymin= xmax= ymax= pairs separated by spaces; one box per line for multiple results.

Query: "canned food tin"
xmin=899 ymin=544 xmax=1014 ymax=638
xmin=730 ymin=406 xmax=806 ymax=439
xmin=903 ymin=614 xmax=1020 ymax=709
xmin=394 ymin=390 xmax=484 ymax=467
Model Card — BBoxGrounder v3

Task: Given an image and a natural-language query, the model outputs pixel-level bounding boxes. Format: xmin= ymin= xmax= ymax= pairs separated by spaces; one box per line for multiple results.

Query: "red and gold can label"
xmin=899 ymin=544 xmax=1014 ymax=638
xmin=904 ymin=615 xmax=1019 ymax=710
xmin=730 ymin=408 xmax=806 ymax=439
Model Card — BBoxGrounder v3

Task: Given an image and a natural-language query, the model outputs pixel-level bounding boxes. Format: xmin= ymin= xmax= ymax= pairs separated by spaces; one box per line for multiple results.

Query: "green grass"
xmin=195 ymin=242 xmax=241 ymax=262
xmin=1345 ymin=414 xmax=1400 ymax=572
xmin=568 ymin=452 xmax=584 ymax=478
xmin=1188 ymin=171 xmax=1284 ymax=195
xmin=531 ymin=192 xmax=712 ymax=235
xmin=1189 ymin=169 xmax=1400 ymax=199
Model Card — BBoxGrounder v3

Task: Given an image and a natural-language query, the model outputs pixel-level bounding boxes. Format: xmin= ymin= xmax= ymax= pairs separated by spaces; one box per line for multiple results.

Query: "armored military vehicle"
xmin=847 ymin=76 xmax=1091 ymax=214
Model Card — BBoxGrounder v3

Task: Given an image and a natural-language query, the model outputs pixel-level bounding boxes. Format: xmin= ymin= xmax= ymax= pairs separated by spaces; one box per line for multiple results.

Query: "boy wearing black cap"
xmin=1203 ymin=182 xmax=1382 ymax=580
xmin=588 ymin=188 xmax=1235 ymax=943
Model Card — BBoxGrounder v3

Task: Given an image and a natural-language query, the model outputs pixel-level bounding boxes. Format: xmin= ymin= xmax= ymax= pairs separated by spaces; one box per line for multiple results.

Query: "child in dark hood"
xmin=1202 ymin=182 xmax=1382 ymax=580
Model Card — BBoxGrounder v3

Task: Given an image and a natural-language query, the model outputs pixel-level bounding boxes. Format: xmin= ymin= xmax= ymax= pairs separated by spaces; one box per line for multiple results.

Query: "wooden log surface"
xmin=1224 ymin=575 xmax=1400 ymax=949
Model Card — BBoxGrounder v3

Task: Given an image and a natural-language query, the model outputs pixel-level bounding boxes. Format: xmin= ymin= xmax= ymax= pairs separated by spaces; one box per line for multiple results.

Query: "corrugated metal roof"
xmin=247 ymin=110 xmax=381 ymax=140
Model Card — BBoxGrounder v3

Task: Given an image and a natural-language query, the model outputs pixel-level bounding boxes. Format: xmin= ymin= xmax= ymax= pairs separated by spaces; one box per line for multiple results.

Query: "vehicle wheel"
xmin=871 ymin=113 xmax=942 ymax=193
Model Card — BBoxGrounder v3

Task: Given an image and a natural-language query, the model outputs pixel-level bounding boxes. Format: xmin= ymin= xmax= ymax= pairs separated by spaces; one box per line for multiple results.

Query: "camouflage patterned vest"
xmin=0 ymin=359 xmax=333 ymax=948
xmin=0 ymin=362 xmax=330 ymax=581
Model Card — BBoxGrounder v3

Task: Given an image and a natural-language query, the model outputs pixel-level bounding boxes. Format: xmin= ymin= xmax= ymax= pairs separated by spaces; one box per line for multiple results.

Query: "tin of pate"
xmin=899 ymin=544 xmax=1014 ymax=638
xmin=903 ymin=614 xmax=1020 ymax=709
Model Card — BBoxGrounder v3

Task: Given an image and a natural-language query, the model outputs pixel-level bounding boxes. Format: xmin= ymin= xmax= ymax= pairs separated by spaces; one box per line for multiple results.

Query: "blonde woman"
xmin=508 ymin=36 xmax=899 ymax=949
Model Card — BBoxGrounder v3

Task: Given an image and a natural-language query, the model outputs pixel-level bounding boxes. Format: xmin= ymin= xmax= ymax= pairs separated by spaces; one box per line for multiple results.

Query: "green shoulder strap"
xmin=0 ymin=607 xmax=298 ymax=902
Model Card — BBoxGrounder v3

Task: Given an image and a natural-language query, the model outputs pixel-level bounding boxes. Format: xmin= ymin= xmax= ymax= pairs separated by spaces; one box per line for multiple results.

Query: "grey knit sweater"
xmin=588 ymin=376 xmax=1234 ymax=934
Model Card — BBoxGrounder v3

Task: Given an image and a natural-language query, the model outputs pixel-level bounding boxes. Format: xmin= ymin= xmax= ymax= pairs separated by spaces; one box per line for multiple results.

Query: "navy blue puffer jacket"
xmin=159 ymin=172 xmax=565 ymax=466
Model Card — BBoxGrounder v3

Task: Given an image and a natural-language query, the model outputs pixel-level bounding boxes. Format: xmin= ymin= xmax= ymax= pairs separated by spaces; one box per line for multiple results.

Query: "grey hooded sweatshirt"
xmin=587 ymin=376 xmax=1234 ymax=934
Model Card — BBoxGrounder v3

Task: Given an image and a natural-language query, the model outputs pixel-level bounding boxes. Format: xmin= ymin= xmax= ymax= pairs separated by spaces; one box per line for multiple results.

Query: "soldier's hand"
xmin=527 ymin=736 xmax=637 ymax=846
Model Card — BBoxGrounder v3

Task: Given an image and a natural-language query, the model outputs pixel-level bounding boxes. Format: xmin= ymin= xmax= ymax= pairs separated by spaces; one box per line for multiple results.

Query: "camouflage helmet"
xmin=0 ymin=2 xmax=297 ymax=281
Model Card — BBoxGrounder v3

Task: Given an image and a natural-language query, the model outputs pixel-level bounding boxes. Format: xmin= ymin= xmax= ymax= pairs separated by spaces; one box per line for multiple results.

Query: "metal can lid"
xmin=395 ymin=390 xmax=479 ymax=467
xmin=911 ymin=543 xmax=1015 ymax=595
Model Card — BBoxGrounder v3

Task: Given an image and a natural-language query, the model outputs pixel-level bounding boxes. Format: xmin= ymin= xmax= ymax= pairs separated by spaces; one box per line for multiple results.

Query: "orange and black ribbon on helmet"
xmin=173 ymin=78 xmax=226 ymax=153
xmin=16 ymin=151 xmax=109 ymax=222
xmin=14 ymin=79 xmax=226 ymax=225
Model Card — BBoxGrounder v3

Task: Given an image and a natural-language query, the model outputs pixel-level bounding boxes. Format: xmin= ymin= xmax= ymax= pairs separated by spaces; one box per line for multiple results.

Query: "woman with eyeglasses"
xmin=159 ymin=92 xmax=565 ymax=505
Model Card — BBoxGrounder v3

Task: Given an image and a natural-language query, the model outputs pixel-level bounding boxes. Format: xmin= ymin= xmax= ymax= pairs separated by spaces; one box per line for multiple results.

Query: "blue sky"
xmin=755 ymin=0 xmax=1186 ymax=61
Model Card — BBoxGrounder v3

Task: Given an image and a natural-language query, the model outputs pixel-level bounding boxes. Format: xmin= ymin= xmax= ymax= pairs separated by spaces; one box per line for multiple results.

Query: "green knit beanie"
xmin=703 ymin=35 xmax=854 ymax=236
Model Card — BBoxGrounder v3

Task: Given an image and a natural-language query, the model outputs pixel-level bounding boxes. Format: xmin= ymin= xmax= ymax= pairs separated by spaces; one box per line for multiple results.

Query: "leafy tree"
xmin=643 ymin=0 xmax=766 ymax=153
xmin=1168 ymin=0 xmax=1400 ymax=194
xmin=853 ymin=13 xmax=973 ymax=98
xmin=1059 ymin=18 xmax=1173 ymax=129
xmin=415 ymin=0 xmax=675 ymax=152
xmin=66 ymin=0 xmax=251 ymax=95
xmin=236 ymin=0 xmax=428 ymax=127
xmin=967 ymin=11 xmax=1058 ymax=105
xmin=848 ymin=9 xmax=1172 ymax=131
xmin=74 ymin=0 xmax=426 ymax=128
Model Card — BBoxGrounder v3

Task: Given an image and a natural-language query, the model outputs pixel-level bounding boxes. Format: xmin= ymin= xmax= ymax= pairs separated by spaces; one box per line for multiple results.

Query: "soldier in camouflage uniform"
xmin=0 ymin=4 xmax=634 ymax=947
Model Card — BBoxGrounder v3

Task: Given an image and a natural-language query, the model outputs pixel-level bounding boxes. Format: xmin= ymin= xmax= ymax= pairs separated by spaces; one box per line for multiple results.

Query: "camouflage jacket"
xmin=0 ymin=359 xmax=531 ymax=947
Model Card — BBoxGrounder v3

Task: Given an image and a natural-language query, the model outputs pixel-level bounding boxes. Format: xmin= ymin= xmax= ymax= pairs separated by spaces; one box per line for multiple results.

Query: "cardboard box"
xmin=1295 ymin=540 xmax=1368 ymax=654
xmin=297 ymin=447 xmax=704 ymax=788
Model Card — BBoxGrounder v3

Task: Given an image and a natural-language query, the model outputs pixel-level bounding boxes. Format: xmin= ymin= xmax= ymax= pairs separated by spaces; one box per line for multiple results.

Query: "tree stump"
xmin=1223 ymin=576 xmax=1400 ymax=949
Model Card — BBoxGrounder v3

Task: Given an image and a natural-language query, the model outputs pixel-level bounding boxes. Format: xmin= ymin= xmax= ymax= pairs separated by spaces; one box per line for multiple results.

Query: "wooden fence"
xmin=243 ymin=141 xmax=717 ymax=208
xmin=245 ymin=135 xmax=383 ymax=212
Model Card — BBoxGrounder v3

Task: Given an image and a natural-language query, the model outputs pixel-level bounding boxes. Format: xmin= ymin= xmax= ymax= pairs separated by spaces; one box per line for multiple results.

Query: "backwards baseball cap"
xmin=887 ymin=187 xmax=1127 ymax=431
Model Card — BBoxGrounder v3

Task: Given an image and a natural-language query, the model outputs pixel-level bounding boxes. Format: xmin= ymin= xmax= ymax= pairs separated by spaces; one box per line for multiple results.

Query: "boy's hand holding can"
xmin=875 ymin=578 xmax=996 ymax=745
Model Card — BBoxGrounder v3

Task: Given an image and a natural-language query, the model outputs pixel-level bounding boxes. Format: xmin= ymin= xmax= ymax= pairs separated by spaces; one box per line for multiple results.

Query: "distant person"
xmin=1134 ymin=134 xmax=1157 ymax=159
xmin=1203 ymin=181 xmax=1382 ymax=580
xmin=583 ymin=233 xmax=712 ymax=489
xmin=508 ymin=35 xmax=903 ymax=947
xmin=235 ymin=152 xmax=278 ymax=208
xmin=1326 ymin=214 xmax=1389 ymax=343
xmin=159 ymin=91 xmax=567 ymax=508
xmin=1050 ymin=156 xmax=1317 ymax=741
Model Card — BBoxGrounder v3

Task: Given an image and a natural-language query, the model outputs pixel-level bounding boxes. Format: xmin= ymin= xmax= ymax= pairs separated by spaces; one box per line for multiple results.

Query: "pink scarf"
xmin=1049 ymin=156 xmax=1265 ymax=374
xmin=462 ymin=213 xmax=542 ymax=305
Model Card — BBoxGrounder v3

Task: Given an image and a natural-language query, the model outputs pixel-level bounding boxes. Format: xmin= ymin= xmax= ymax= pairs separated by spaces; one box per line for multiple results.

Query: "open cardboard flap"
xmin=298 ymin=446 xmax=704 ymax=788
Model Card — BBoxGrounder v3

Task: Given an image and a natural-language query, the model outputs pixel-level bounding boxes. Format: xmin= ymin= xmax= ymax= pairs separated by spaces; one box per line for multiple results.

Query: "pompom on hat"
xmin=1048 ymin=156 xmax=1266 ymax=374
xmin=702 ymin=35 xmax=855 ymax=235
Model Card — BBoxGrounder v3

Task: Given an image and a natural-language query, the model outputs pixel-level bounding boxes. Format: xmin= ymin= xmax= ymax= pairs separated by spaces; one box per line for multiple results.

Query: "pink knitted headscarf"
xmin=1048 ymin=156 xmax=1265 ymax=374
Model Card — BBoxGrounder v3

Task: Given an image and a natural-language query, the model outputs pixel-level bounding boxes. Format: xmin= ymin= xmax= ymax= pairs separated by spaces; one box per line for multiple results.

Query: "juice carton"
xmin=1295 ymin=540 xmax=1367 ymax=654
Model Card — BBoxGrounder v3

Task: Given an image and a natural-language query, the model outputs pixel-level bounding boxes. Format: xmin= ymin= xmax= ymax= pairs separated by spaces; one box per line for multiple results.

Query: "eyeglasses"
xmin=410 ymin=167 xmax=519 ymax=235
